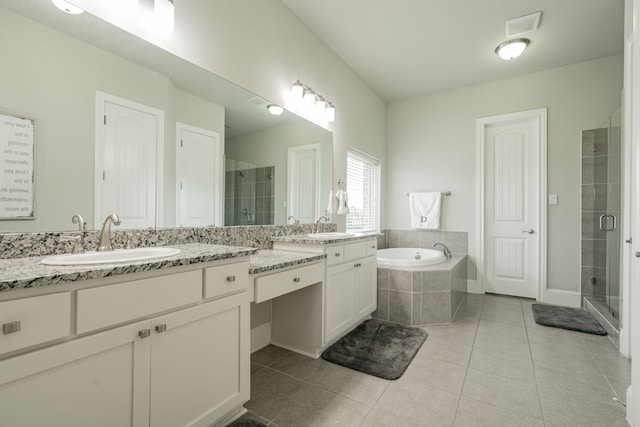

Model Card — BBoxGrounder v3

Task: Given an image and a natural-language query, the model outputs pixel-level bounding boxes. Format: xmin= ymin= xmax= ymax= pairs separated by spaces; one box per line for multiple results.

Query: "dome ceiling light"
xmin=495 ymin=38 xmax=530 ymax=61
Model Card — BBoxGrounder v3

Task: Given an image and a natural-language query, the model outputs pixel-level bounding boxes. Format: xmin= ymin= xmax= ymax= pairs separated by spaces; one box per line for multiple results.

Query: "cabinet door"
xmin=355 ymin=255 xmax=377 ymax=318
xmin=0 ymin=320 xmax=151 ymax=427
xmin=150 ymin=293 xmax=250 ymax=427
xmin=324 ymin=262 xmax=356 ymax=344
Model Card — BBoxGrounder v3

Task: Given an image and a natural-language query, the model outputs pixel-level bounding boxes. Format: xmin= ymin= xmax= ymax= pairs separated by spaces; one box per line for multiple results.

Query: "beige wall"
xmin=387 ymin=55 xmax=623 ymax=293
xmin=72 ymin=0 xmax=388 ymax=231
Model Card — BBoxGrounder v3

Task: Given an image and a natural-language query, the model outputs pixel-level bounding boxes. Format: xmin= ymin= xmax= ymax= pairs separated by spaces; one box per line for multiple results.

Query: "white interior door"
xmin=175 ymin=123 xmax=222 ymax=227
xmin=482 ymin=110 xmax=545 ymax=299
xmin=95 ymin=92 xmax=164 ymax=229
xmin=287 ymin=144 xmax=321 ymax=223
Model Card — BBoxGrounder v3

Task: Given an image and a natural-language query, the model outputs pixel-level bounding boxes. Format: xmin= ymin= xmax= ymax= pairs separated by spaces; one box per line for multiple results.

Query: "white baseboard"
xmin=250 ymin=322 xmax=271 ymax=353
xmin=466 ymin=279 xmax=481 ymax=294
xmin=545 ymin=289 xmax=581 ymax=307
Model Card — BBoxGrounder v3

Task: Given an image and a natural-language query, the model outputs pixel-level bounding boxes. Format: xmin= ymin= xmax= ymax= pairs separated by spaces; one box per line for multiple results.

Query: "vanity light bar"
xmin=291 ymin=80 xmax=335 ymax=122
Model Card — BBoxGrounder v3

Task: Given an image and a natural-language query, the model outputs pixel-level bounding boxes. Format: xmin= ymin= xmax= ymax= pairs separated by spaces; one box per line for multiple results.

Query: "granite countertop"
xmin=249 ymin=250 xmax=326 ymax=275
xmin=271 ymin=232 xmax=381 ymax=245
xmin=0 ymin=243 xmax=257 ymax=293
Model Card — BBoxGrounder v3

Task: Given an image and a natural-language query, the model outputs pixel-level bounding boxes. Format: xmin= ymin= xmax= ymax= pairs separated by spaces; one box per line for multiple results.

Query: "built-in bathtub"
xmin=376 ymin=248 xmax=447 ymax=270
xmin=374 ymin=249 xmax=467 ymax=326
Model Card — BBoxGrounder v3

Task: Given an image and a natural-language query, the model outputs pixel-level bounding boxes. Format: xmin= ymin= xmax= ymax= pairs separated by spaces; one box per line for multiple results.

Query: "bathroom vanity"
xmin=0 ymin=244 xmax=255 ymax=427
xmin=271 ymin=234 xmax=378 ymax=350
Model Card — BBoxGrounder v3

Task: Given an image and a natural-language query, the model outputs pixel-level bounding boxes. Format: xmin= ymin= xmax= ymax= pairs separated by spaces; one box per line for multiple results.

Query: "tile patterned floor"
xmin=239 ymin=294 xmax=630 ymax=426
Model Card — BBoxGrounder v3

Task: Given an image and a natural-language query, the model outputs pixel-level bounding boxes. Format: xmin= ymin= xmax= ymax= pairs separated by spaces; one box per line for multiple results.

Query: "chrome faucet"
xmin=314 ymin=215 xmax=329 ymax=233
xmin=97 ymin=214 xmax=121 ymax=252
xmin=287 ymin=215 xmax=300 ymax=225
xmin=432 ymin=242 xmax=452 ymax=258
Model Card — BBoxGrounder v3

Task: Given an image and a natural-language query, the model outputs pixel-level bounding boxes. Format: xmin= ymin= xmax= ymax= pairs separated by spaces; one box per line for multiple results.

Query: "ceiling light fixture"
xmin=267 ymin=104 xmax=284 ymax=116
xmin=291 ymin=81 xmax=335 ymax=122
xmin=154 ymin=0 xmax=175 ymax=33
xmin=495 ymin=38 xmax=530 ymax=60
xmin=51 ymin=0 xmax=84 ymax=14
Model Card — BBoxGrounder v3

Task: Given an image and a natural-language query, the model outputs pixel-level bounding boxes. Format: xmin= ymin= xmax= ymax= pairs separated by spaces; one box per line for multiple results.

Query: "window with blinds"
xmin=346 ymin=148 xmax=381 ymax=233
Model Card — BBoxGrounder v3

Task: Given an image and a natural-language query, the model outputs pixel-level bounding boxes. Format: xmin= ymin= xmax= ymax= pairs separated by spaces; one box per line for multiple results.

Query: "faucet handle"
xmin=60 ymin=235 xmax=84 ymax=254
xmin=124 ymin=232 xmax=136 ymax=250
xmin=71 ymin=214 xmax=86 ymax=232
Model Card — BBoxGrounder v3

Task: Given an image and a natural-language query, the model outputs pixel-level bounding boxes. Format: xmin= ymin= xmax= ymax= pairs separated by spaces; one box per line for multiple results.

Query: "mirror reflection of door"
xmin=175 ymin=123 xmax=222 ymax=227
xmin=287 ymin=144 xmax=321 ymax=224
xmin=95 ymin=92 xmax=164 ymax=230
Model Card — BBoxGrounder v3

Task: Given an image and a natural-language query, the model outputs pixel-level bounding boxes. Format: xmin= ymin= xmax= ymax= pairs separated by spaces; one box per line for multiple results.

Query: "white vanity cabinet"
xmin=0 ymin=259 xmax=250 ymax=427
xmin=272 ymin=237 xmax=378 ymax=348
xmin=324 ymin=242 xmax=377 ymax=344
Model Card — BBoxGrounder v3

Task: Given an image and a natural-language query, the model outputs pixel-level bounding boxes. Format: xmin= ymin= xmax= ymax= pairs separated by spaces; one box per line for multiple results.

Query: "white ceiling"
xmin=281 ymin=0 xmax=625 ymax=101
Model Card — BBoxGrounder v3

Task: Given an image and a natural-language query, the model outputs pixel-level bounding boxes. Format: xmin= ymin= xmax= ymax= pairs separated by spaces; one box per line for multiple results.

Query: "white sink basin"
xmin=41 ymin=247 xmax=181 ymax=266
xmin=306 ymin=232 xmax=355 ymax=239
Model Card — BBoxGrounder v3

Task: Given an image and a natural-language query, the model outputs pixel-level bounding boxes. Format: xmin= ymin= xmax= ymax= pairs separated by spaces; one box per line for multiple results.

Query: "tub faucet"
xmin=287 ymin=215 xmax=300 ymax=225
xmin=314 ymin=215 xmax=329 ymax=233
xmin=97 ymin=214 xmax=121 ymax=252
xmin=432 ymin=242 xmax=451 ymax=258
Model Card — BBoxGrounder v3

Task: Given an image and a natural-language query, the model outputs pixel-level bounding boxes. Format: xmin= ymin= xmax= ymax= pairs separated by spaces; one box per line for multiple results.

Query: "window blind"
xmin=346 ymin=148 xmax=380 ymax=233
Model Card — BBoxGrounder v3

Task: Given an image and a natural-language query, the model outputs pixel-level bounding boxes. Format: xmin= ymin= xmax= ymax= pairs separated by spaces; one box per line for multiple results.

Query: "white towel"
xmin=336 ymin=189 xmax=349 ymax=215
xmin=409 ymin=192 xmax=441 ymax=229
xmin=327 ymin=190 xmax=334 ymax=216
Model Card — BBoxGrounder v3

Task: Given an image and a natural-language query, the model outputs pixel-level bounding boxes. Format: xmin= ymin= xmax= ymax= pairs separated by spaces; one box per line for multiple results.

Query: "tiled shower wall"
xmin=224 ymin=166 xmax=275 ymax=226
xmin=580 ymin=128 xmax=613 ymax=308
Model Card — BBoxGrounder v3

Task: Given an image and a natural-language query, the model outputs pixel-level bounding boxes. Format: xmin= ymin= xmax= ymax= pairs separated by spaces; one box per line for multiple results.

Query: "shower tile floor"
xmin=241 ymin=294 xmax=630 ymax=426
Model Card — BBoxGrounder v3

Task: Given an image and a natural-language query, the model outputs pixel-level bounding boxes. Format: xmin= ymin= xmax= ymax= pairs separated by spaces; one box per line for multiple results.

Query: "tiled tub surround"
xmin=379 ymin=229 xmax=476 ymax=282
xmin=374 ymin=255 xmax=467 ymax=325
xmin=0 ymin=223 xmax=337 ymax=260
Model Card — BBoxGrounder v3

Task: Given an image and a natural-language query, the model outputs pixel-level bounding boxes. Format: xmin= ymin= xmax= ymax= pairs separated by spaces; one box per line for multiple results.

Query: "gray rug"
xmin=321 ymin=319 xmax=428 ymax=380
xmin=532 ymin=303 xmax=607 ymax=335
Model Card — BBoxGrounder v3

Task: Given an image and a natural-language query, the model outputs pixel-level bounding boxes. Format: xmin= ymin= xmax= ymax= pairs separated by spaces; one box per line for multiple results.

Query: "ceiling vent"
xmin=245 ymin=96 xmax=269 ymax=106
xmin=505 ymin=11 xmax=542 ymax=38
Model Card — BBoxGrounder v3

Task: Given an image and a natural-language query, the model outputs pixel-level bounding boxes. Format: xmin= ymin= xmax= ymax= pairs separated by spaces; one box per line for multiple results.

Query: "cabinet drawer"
xmin=344 ymin=242 xmax=367 ymax=261
xmin=254 ymin=262 xmax=324 ymax=303
xmin=204 ymin=261 xmax=249 ymax=299
xmin=366 ymin=240 xmax=378 ymax=256
xmin=0 ymin=292 xmax=71 ymax=355
xmin=77 ymin=270 xmax=202 ymax=334
xmin=325 ymin=245 xmax=344 ymax=266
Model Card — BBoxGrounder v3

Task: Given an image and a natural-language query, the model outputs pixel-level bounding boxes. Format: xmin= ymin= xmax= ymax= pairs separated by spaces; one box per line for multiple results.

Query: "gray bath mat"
xmin=532 ymin=303 xmax=607 ymax=335
xmin=321 ymin=319 xmax=428 ymax=380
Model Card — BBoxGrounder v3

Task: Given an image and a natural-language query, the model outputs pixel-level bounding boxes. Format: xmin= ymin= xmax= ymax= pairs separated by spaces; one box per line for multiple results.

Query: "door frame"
xmin=174 ymin=122 xmax=223 ymax=227
xmin=475 ymin=108 xmax=548 ymax=301
xmin=94 ymin=91 xmax=164 ymax=229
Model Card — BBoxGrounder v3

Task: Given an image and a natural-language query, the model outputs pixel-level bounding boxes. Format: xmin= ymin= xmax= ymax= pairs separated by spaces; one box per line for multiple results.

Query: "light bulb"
xmin=303 ymin=89 xmax=316 ymax=108
xmin=325 ymin=104 xmax=335 ymax=122
xmin=292 ymin=81 xmax=304 ymax=99
xmin=51 ymin=0 xmax=84 ymax=14
xmin=315 ymin=98 xmax=326 ymax=114
xmin=267 ymin=104 xmax=284 ymax=116
xmin=495 ymin=38 xmax=530 ymax=60
xmin=154 ymin=0 xmax=175 ymax=33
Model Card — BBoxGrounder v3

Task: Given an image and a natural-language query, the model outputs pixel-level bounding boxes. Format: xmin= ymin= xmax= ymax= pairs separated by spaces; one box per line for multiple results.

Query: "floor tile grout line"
xmin=578 ymin=332 xmax=627 ymax=404
xmin=522 ymin=299 xmax=548 ymax=424
xmin=451 ymin=293 xmax=483 ymax=426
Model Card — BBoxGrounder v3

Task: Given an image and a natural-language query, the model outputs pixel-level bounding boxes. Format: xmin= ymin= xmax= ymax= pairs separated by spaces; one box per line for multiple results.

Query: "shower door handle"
xmin=599 ymin=215 xmax=617 ymax=231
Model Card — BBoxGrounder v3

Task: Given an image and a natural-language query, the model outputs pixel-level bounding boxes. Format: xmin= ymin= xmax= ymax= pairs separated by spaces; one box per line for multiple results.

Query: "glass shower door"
xmin=603 ymin=107 xmax=621 ymax=319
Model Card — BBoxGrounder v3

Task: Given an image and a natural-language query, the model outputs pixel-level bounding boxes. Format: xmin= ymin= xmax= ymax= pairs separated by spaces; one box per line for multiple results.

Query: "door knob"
xmin=521 ymin=229 xmax=534 ymax=234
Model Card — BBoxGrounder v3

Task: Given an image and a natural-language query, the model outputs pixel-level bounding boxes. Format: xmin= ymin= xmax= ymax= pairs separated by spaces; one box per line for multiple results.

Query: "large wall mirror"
xmin=0 ymin=0 xmax=332 ymax=233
